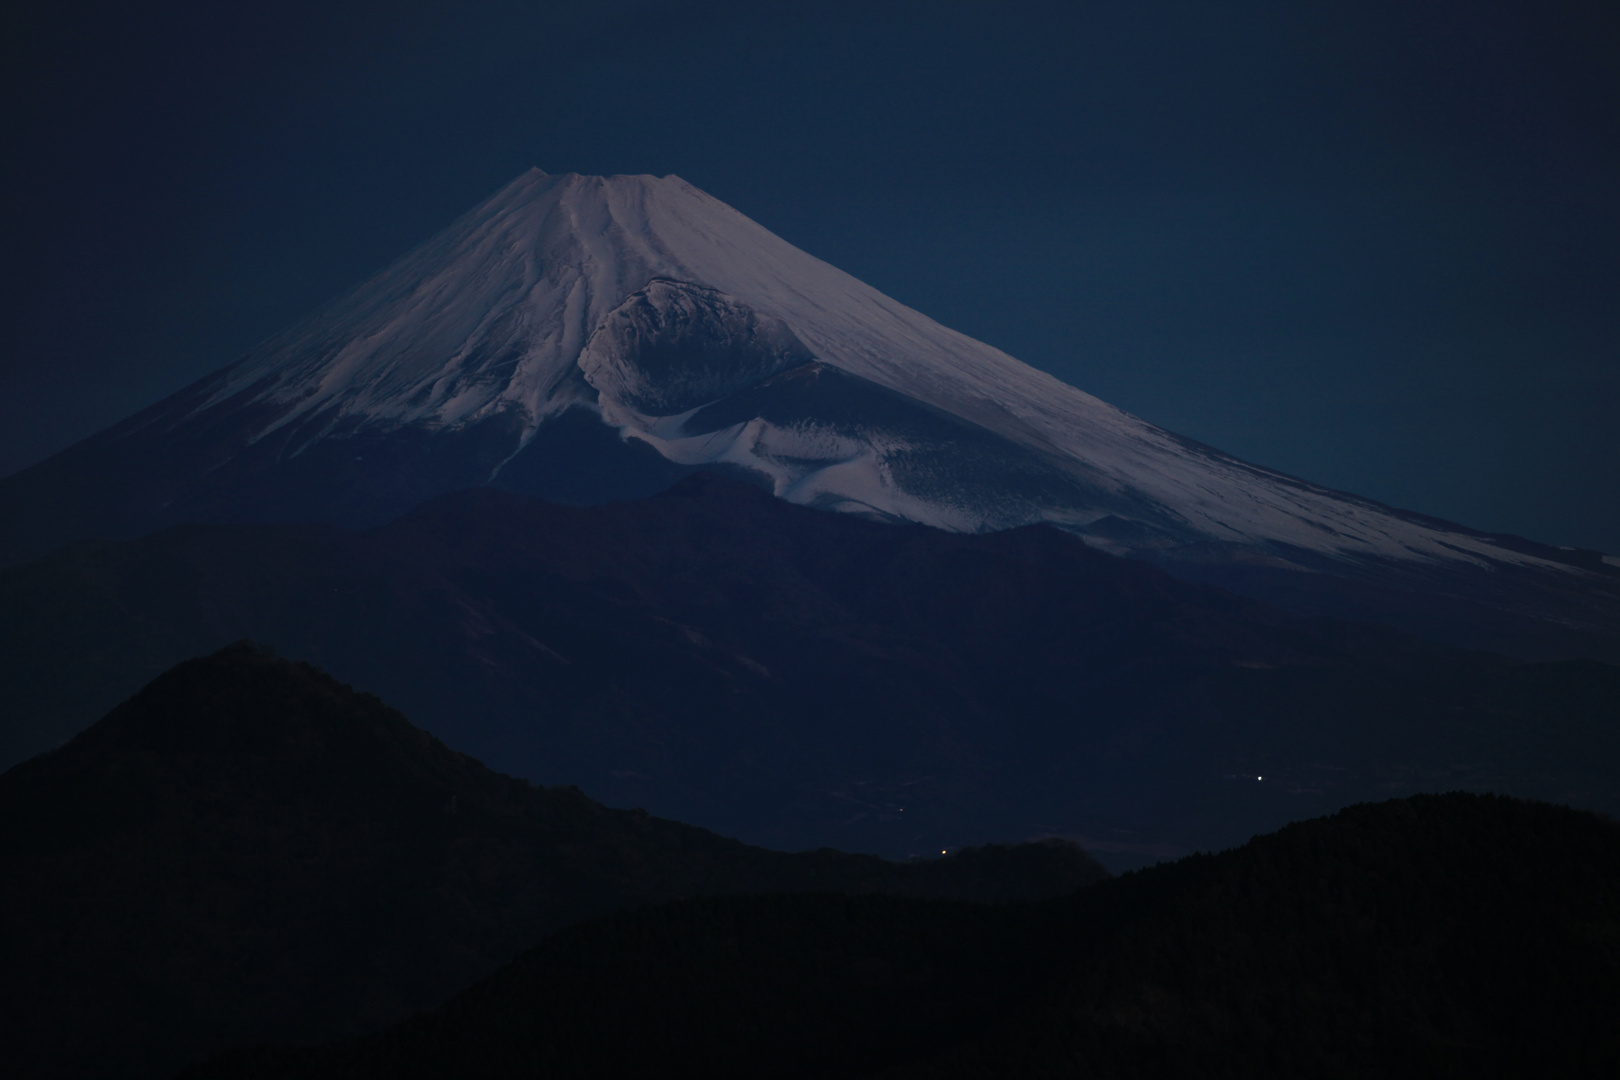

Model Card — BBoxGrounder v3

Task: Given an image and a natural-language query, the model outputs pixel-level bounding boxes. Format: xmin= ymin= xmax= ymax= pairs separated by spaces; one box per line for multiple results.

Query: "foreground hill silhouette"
xmin=3 ymin=474 xmax=1618 ymax=867
xmin=0 ymin=644 xmax=1104 ymax=1080
xmin=189 ymin=793 xmax=1620 ymax=1080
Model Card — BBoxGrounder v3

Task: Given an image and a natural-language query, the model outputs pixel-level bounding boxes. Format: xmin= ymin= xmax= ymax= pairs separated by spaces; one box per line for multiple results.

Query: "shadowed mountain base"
xmin=188 ymin=793 xmax=1620 ymax=1080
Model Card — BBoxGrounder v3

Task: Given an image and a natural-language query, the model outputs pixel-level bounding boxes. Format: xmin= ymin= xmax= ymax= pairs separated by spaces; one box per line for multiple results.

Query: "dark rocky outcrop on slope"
xmin=2 ymin=475 xmax=1618 ymax=870
xmin=186 ymin=793 xmax=1620 ymax=1080
xmin=0 ymin=644 xmax=1104 ymax=1080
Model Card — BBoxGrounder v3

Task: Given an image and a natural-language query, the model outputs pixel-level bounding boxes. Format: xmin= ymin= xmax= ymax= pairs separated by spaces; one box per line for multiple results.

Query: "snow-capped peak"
xmin=184 ymin=168 xmax=1570 ymax=574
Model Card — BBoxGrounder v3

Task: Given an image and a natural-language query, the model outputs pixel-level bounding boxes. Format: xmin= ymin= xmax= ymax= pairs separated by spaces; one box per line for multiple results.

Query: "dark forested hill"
xmin=2 ymin=474 xmax=1618 ymax=869
xmin=188 ymin=793 xmax=1620 ymax=1080
xmin=0 ymin=644 xmax=1103 ymax=1080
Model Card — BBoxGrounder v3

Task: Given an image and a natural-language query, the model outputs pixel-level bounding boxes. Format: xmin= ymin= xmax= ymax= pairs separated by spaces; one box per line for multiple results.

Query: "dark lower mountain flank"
xmin=3 ymin=474 xmax=1618 ymax=870
xmin=0 ymin=644 xmax=1104 ymax=1080
xmin=2 ymin=474 xmax=1617 ymax=869
xmin=185 ymin=793 xmax=1620 ymax=1080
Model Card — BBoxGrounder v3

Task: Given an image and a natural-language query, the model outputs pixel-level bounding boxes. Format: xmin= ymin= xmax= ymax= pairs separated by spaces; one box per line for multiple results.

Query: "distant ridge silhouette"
xmin=185 ymin=792 xmax=1620 ymax=1079
xmin=0 ymin=642 xmax=1104 ymax=1080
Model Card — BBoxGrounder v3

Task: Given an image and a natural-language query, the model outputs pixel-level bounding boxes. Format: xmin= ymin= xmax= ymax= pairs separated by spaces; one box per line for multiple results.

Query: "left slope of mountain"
xmin=0 ymin=642 xmax=1105 ymax=1080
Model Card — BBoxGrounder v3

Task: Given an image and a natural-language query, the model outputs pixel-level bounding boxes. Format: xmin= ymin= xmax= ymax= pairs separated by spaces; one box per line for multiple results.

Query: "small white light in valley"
xmin=1258 ymin=776 xmax=1263 ymax=781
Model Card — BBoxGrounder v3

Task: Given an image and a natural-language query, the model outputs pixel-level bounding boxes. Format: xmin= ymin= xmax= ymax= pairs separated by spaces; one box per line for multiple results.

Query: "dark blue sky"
xmin=4 ymin=0 xmax=1617 ymax=551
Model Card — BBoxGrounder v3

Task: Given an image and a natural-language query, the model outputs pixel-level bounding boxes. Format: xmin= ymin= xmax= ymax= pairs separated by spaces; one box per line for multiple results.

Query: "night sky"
xmin=4 ymin=0 xmax=1617 ymax=552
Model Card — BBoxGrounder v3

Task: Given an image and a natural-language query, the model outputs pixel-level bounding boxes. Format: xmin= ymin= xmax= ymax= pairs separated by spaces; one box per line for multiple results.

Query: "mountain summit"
xmin=2 ymin=169 xmax=1615 ymax=656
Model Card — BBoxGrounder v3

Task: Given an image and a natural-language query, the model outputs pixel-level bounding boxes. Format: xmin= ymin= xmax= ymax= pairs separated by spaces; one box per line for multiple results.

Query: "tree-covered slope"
xmin=188 ymin=793 xmax=1620 ymax=1079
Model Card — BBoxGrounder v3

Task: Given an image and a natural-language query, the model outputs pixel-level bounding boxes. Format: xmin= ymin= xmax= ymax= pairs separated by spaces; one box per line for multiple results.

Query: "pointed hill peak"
xmin=3 ymin=641 xmax=521 ymax=817
xmin=69 ymin=640 xmax=441 ymax=761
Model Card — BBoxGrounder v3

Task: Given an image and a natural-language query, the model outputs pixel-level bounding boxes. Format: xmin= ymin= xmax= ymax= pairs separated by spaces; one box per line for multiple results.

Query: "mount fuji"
xmin=3 ymin=169 xmax=1616 ymax=658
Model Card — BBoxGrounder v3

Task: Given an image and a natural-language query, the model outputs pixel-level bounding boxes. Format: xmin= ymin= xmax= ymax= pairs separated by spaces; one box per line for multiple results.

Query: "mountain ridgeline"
xmin=0 ymin=169 xmax=1613 ymax=661
xmin=0 ymin=644 xmax=1103 ymax=1080
xmin=187 ymin=792 xmax=1620 ymax=1079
